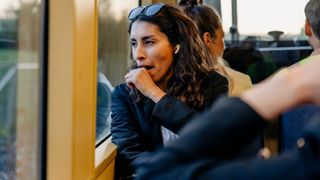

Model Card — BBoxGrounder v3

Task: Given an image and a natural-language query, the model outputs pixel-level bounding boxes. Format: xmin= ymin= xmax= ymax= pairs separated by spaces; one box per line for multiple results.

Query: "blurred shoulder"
xmin=225 ymin=67 xmax=252 ymax=96
xmin=225 ymin=67 xmax=251 ymax=82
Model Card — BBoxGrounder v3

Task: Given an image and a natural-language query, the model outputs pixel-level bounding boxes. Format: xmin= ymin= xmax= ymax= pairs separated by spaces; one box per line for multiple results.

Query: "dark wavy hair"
xmin=128 ymin=3 xmax=215 ymax=109
xmin=179 ymin=0 xmax=222 ymax=41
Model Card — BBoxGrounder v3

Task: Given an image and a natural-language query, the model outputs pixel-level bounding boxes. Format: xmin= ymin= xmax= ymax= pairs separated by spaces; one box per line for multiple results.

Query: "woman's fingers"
xmin=125 ymin=68 xmax=154 ymax=92
xmin=125 ymin=68 xmax=166 ymax=102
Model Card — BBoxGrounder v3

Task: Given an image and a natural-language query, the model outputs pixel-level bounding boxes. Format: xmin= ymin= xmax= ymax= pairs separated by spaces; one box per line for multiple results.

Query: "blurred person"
xmin=96 ymin=72 xmax=112 ymax=140
xmin=278 ymin=0 xmax=320 ymax=151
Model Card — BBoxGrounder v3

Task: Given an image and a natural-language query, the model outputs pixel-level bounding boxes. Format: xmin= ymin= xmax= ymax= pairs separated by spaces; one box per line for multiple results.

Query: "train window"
xmin=0 ymin=0 xmax=43 ymax=179
xmin=221 ymin=0 xmax=309 ymax=39
xmin=218 ymin=0 xmax=312 ymax=84
xmin=96 ymin=0 xmax=138 ymax=144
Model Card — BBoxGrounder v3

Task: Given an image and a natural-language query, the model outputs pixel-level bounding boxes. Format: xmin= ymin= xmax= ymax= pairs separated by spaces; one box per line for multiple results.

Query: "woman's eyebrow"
xmin=141 ymin=35 xmax=155 ymax=40
xmin=130 ymin=35 xmax=154 ymax=41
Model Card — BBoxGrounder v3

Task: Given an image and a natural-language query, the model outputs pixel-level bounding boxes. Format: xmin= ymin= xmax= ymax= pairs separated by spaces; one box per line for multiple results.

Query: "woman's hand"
xmin=125 ymin=68 xmax=166 ymax=103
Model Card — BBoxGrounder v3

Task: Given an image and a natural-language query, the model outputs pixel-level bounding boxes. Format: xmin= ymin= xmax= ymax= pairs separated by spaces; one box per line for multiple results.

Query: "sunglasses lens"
xmin=128 ymin=3 xmax=165 ymax=20
xmin=145 ymin=4 xmax=164 ymax=16
xmin=128 ymin=7 xmax=144 ymax=20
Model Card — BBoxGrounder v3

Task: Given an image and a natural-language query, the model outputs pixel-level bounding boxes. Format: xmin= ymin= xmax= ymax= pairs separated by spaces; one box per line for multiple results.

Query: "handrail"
xmin=0 ymin=66 xmax=16 ymax=92
xmin=0 ymin=62 xmax=39 ymax=92
xmin=258 ymin=46 xmax=312 ymax=52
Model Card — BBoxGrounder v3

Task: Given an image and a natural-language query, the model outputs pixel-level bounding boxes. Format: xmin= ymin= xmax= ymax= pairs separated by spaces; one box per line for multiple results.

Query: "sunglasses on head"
xmin=128 ymin=3 xmax=165 ymax=20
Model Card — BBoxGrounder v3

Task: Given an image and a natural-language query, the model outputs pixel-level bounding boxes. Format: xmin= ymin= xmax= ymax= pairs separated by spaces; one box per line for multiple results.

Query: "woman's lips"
xmin=138 ymin=65 xmax=153 ymax=70
xmin=144 ymin=66 xmax=153 ymax=70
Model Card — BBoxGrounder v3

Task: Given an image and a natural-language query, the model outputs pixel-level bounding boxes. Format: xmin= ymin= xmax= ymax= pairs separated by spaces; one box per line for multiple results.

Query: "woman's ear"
xmin=202 ymin=32 xmax=212 ymax=47
xmin=305 ymin=19 xmax=312 ymax=37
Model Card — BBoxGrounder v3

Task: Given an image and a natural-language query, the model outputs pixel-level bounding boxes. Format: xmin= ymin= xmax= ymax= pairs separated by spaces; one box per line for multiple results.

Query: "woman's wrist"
xmin=147 ymin=86 xmax=166 ymax=103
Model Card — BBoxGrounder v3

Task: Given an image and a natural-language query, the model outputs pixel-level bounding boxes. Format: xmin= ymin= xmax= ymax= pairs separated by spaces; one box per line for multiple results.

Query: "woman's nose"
xmin=134 ymin=44 xmax=146 ymax=62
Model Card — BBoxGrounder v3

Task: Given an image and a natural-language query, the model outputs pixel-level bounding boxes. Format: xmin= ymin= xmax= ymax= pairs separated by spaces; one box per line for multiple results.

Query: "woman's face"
xmin=212 ymin=27 xmax=225 ymax=58
xmin=130 ymin=20 xmax=174 ymax=84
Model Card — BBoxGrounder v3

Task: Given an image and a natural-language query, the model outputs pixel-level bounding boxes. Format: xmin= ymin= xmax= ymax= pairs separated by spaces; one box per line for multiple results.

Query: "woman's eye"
xmin=145 ymin=40 xmax=154 ymax=45
xmin=131 ymin=41 xmax=137 ymax=47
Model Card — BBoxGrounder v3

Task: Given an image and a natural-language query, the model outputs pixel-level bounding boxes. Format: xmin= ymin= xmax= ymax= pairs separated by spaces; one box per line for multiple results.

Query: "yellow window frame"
xmin=47 ymin=0 xmax=116 ymax=179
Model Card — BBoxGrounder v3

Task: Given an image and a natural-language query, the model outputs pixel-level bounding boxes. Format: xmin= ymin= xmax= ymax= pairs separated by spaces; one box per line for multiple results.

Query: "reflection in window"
xmin=96 ymin=0 xmax=138 ymax=143
xmin=96 ymin=72 xmax=113 ymax=142
xmin=0 ymin=0 xmax=42 ymax=179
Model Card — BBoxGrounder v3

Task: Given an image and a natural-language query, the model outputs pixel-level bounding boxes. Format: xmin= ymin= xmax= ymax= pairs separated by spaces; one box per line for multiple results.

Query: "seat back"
xmin=280 ymin=105 xmax=320 ymax=152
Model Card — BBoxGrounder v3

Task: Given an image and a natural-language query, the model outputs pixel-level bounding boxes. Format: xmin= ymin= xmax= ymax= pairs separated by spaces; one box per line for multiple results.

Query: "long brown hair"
xmin=179 ymin=0 xmax=231 ymax=88
xmin=128 ymin=4 xmax=216 ymax=108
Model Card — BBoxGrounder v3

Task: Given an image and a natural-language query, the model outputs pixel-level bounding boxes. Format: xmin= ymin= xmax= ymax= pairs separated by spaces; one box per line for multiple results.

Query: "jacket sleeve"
xmin=137 ymin=98 xmax=320 ymax=179
xmin=152 ymin=72 xmax=229 ymax=133
xmin=151 ymin=95 xmax=197 ymax=133
xmin=110 ymin=85 xmax=151 ymax=176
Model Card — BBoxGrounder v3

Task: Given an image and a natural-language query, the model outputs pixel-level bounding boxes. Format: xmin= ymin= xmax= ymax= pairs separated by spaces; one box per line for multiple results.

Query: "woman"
xmin=111 ymin=3 xmax=228 ymax=178
xmin=179 ymin=0 xmax=252 ymax=96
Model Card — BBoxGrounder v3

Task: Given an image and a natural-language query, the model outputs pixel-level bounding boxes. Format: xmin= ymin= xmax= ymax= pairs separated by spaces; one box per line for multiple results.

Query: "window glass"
xmin=219 ymin=0 xmax=312 ymax=84
xmin=0 ymin=0 xmax=42 ymax=179
xmin=96 ymin=0 xmax=138 ymax=144
xmin=221 ymin=0 xmax=309 ymax=40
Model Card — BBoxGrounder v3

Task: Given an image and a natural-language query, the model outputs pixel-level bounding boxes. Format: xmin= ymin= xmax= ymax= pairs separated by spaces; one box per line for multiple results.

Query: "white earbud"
xmin=174 ymin=44 xmax=180 ymax=54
